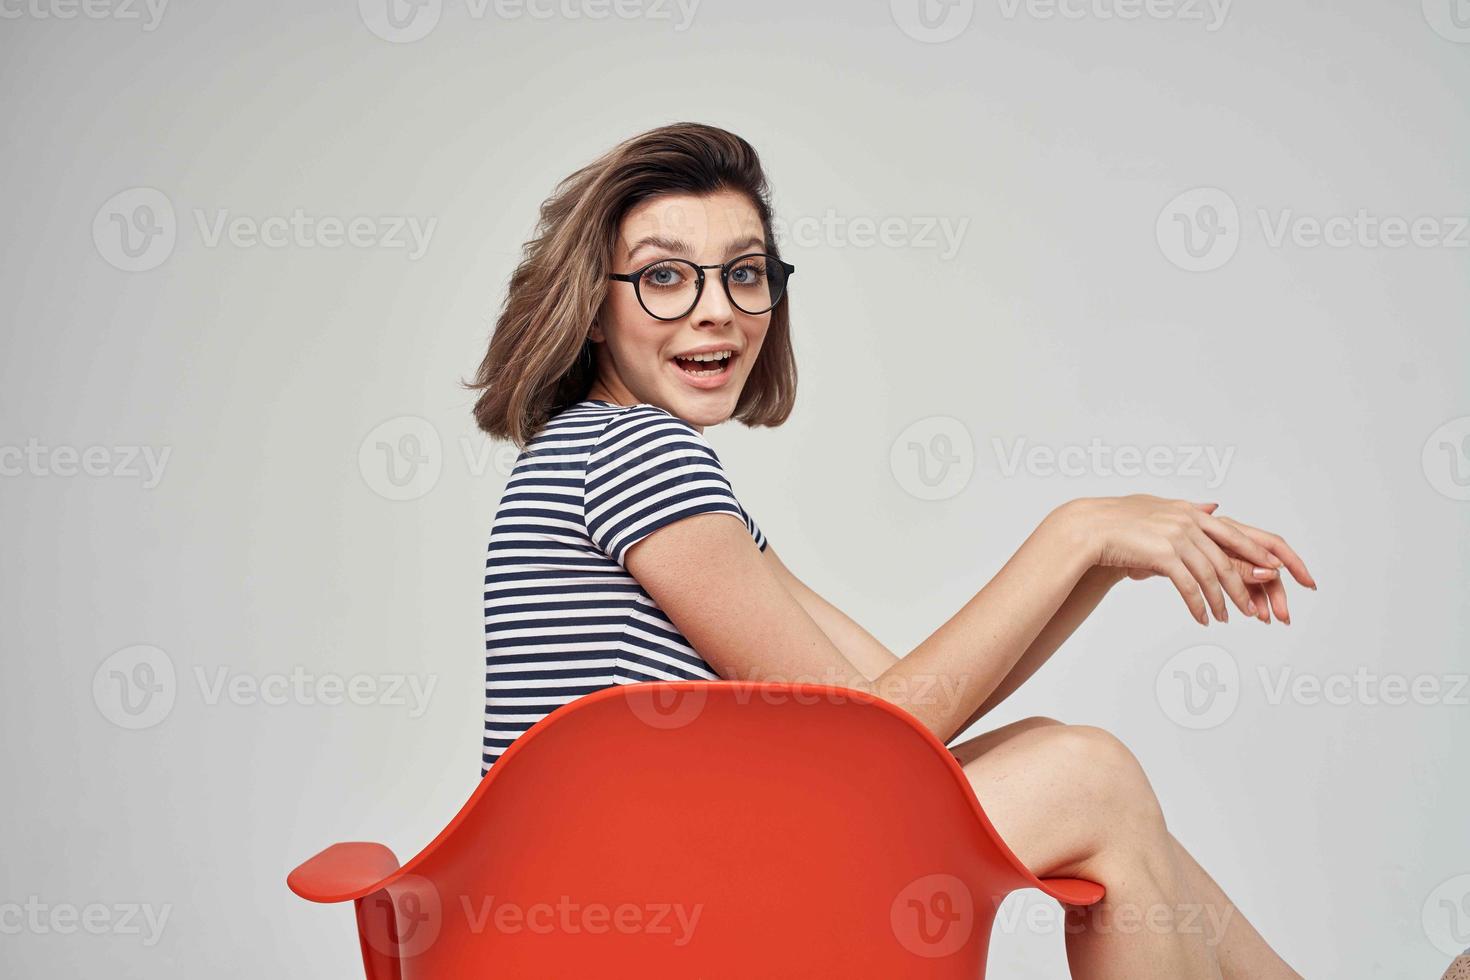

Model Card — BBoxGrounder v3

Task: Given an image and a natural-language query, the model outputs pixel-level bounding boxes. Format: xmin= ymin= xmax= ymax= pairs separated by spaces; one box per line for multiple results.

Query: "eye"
xmin=728 ymin=257 xmax=768 ymax=286
xmin=640 ymin=261 xmax=689 ymax=289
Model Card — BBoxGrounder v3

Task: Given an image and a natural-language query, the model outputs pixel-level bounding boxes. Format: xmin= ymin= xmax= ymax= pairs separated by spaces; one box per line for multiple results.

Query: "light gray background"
xmin=2 ymin=1 xmax=1467 ymax=976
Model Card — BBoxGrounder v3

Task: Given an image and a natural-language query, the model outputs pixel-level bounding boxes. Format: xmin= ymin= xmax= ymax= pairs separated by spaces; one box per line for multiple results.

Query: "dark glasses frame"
xmin=607 ymin=251 xmax=796 ymax=321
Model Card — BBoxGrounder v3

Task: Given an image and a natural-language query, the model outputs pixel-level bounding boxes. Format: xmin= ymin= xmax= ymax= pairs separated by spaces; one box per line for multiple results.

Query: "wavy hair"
xmin=463 ymin=122 xmax=797 ymax=449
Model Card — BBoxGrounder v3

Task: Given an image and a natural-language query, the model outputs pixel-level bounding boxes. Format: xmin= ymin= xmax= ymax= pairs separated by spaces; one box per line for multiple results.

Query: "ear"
xmin=587 ymin=321 xmax=604 ymax=343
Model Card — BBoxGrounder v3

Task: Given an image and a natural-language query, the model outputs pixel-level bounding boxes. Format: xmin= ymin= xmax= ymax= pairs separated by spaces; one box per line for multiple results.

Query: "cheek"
xmin=601 ymin=305 xmax=668 ymax=364
xmin=741 ymin=316 xmax=772 ymax=353
xmin=603 ymin=287 xmax=647 ymax=329
xmin=599 ymin=293 xmax=654 ymax=349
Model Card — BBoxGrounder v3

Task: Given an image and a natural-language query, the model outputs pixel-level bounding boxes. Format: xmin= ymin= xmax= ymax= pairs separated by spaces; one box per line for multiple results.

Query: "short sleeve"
xmin=583 ymin=406 xmax=767 ymax=569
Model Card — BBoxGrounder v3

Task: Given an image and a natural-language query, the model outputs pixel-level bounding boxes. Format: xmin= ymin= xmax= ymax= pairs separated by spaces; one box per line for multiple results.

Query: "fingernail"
xmin=1251 ymin=567 xmax=1276 ymax=580
xmin=1247 ymin=600 xmax=1257 ymax=614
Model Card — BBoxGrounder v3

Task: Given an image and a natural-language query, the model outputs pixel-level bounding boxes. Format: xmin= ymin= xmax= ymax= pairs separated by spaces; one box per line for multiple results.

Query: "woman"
xmin=465 ymin=121 xmax=1313 ymax=978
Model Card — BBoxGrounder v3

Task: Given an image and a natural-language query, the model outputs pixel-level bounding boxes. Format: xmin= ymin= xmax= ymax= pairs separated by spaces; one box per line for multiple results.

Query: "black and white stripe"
xmin=482 ymin=399 xmax=767 ymax=775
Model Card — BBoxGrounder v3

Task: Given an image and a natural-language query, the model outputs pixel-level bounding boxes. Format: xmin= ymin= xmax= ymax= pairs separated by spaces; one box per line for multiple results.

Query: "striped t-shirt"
xmin=481 ymin=398 xmax=768 ymax=776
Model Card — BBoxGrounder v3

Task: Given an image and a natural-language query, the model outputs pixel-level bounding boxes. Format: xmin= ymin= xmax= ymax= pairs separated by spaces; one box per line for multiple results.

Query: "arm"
xmin=762 ymin=544 xmax=900 ymax=682
xmin=627 ymin=502 xmax=1094 ymax=745
xmin=946 ymin=563 xmax=1126 ymax=740
xmin=626 ymin=490 xmax=1304 ymax=747
xmin=764 ymin=543 xmax=1125 ymax=730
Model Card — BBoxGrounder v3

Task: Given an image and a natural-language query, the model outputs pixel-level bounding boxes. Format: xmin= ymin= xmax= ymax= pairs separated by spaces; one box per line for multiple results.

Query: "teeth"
xmin=675 ymin=350 xmax=732 ymax=363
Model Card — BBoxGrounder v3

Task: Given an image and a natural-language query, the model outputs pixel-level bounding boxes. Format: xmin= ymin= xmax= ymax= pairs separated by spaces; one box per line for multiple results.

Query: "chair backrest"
xmin=366 ymin=681 xmax=1053 ymax=977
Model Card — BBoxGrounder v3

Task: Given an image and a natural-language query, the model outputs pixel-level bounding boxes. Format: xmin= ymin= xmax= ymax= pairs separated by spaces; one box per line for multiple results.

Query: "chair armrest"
xmin=1036 ymin=876 xmax=1105 ymax=906
xmin=287 ymin=842 xmax=401 ymax=904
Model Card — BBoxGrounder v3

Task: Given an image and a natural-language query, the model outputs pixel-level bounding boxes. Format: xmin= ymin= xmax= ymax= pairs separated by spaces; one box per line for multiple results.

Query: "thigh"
xmin=954 ymin=720 xmax=1162 ymax=881
xmin=949 ymin=715 xmax=1063 ymax=767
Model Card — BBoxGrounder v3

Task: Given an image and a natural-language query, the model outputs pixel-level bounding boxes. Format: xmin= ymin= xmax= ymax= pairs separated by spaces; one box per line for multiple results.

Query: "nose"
xmin=689 ymin=269 xmax=736 ymax=326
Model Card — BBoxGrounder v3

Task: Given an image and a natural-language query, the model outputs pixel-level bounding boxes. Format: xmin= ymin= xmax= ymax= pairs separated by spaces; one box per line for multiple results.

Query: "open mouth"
xmin=670 ymin=349 xmax=736 ymax=380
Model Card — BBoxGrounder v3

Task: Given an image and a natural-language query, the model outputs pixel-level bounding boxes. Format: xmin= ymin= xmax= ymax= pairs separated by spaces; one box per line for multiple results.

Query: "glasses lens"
xmin=635 ymin=259 xmax=701 ymax=319
xmin=726 ymin=253 xmax=787 ymax=315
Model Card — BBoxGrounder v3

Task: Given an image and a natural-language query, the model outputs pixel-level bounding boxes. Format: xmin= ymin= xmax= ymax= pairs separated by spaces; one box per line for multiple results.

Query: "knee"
xmin=1035 ymin=724 xmax=1167 ymax=831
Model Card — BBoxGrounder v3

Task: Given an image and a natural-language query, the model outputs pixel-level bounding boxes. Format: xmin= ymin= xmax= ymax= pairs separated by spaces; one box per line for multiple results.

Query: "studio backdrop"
xmin=1 ymin=1 xmax=1466 ymax=977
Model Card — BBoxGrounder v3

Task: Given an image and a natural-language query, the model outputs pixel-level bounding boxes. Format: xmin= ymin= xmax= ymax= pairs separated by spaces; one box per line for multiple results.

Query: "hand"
xmin=1060 ymin=495 xmax=1316 ymax=626
xmin=1205 ymin=510 xmax=1317 ymax=623
xmin=1116 ymin=504 xmax=1285 ymax=621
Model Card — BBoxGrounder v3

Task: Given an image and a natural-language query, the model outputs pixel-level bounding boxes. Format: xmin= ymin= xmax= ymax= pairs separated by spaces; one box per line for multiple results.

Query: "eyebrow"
xmin=625 ymin=234 xmax=766 ymax=264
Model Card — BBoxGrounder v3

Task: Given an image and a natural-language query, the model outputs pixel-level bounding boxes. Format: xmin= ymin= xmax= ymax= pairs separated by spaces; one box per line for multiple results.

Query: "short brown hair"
xmin=463 ymin=122 xmax=797 ymax=449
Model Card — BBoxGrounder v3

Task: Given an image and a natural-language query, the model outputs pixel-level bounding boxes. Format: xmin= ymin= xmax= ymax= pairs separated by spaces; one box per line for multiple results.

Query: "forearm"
xmin=865 ymin=503 xmax=1095 ymax=743
xmin=786 ymin=579 xmax=900 ymax=683
xmin=945 ymin=563 xmax=1125 ymax=741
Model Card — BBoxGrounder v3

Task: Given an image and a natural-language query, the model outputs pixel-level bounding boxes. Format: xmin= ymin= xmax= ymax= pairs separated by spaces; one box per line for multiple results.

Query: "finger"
xmin=1191 ymin=501 xmax=1220 ymax=513
xmin=1264 ymin=574 xmax=1291 ymax=624
xmin=1162 ymin=558 xmax=1210 ymax=625
xmin=1196 ymin=514 xmax=1278 ymax=569
xmin=1177 ymin=540 xmax=1229 ymax=622
xmin=1248 ymin=583 xmax=1271 ymax=622
xmin=1190 ymin=526 xmax=1258 ymax=616
xmin=1217 ymin=523 xmax=1292 ymax=622
xmin=1213 ymin=515 xmax=1285 ymax=570
xmin=1230 ymin=555 xmax=1279 ymax=586
xmin=1217 ymin=516 xmax=1316 ymax=589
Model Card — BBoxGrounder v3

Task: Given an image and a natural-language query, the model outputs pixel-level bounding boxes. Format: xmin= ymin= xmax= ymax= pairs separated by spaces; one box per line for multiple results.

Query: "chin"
xmin=665 ymin=388 xmax=740 ymax=426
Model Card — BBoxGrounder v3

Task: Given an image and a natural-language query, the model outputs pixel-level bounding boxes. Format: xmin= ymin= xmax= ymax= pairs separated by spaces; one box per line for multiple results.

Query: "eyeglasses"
xmin=608 ymin=251 xmax=795 ymax=321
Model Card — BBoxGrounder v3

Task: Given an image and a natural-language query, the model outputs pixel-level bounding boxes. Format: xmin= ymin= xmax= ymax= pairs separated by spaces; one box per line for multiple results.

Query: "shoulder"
xmin=600 ymin=401 xmax=699 ymax=429
xmin=589 ymin=403 xmax=720 ymax=461
xmin=579 ymin=404 xmax=754 ymax=566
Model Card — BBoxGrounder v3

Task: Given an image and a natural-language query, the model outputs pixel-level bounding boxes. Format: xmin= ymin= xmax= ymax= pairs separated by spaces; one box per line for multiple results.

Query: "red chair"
xmin=288 ymin=681 xmax=1103 ymax=978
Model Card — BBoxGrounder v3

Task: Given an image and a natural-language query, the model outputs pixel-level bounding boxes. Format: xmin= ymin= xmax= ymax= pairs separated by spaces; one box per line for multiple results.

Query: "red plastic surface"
xmin=287 ymin=681 xmax=1103 ymax=978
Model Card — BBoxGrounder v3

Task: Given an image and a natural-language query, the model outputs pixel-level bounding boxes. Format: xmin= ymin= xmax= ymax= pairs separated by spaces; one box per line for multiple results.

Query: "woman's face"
xmin=590 ymin=188 xmax=773 ymax=432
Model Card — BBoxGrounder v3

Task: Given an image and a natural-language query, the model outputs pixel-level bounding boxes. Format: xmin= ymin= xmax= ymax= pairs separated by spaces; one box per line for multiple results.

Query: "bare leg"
xmin=1165 ymin=830 xmax=1302 ymax=979
xmin=951 ymin=718 xmax=1299 ymax=978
